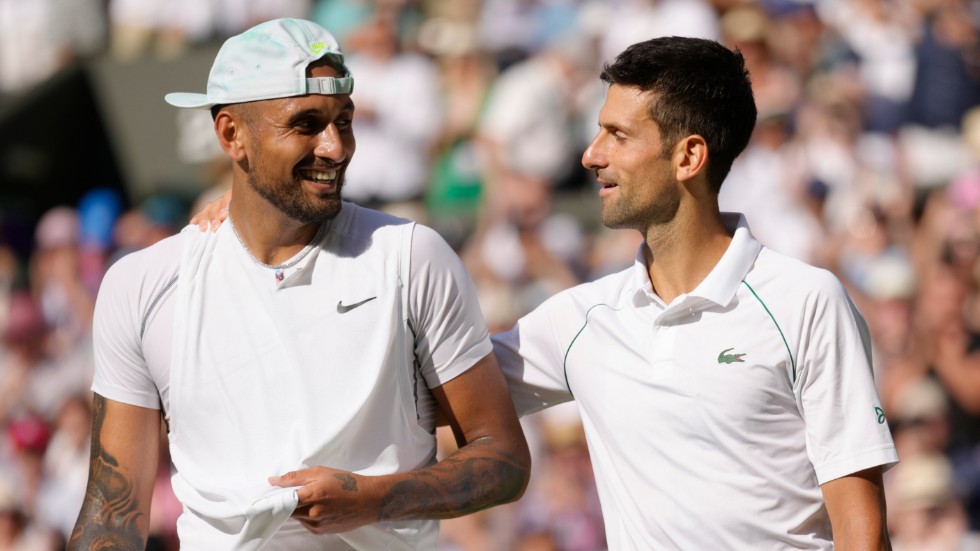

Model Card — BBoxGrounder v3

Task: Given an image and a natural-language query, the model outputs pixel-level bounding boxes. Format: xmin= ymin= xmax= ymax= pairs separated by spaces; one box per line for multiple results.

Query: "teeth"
xmin=301 ymin=170 xmax=336 ymax=182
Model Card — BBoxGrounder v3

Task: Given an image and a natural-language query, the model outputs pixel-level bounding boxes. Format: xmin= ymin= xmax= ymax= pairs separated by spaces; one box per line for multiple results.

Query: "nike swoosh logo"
xmin=337 ymin=296 xmax=377 ymax=313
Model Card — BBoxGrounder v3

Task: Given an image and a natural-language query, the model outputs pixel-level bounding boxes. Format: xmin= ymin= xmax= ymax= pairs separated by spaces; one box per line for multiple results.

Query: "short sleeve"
xmin=408 ymin=224 xmax=492 ymax=388
xmin=796 ymin=273 xmax=898 ymax=484
xmin=90 ymin=253 xmax=162 ymax=410
xmin=492 ymin=293 xmax=575 ymax=417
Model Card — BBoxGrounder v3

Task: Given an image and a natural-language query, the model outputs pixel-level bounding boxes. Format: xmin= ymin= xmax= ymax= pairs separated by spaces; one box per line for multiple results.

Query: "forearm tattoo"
xmin=68 ymin=395 xmax=146 ymax=551
xmin=378 ymin=438 xmax=529 ymax=520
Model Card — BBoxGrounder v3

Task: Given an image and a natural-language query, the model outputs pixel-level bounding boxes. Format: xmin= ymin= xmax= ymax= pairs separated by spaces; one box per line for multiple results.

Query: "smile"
xmin=299 ymin=169 xmax=338 ymax=182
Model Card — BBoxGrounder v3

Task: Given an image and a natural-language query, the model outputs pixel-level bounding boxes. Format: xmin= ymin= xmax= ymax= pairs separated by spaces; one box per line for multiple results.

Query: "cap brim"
xmin=164 ymin=92 xmax=214 ymax=109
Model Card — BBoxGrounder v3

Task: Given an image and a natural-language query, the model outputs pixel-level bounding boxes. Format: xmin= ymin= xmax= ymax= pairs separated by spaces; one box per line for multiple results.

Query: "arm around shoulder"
xmin=68 ymin=394 xmax=161 ymax=551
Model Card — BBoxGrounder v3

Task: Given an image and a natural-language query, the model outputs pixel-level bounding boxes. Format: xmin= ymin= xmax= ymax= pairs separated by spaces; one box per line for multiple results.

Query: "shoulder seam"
xmin=563 ymin=303 xmax=620 ymax=397
xmin=741 ymin=279 xmax=797 ymax=383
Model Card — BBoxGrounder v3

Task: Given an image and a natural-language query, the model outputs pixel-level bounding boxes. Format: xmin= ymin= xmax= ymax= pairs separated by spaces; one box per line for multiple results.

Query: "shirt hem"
xmin=814 ymin=445 xmax=899 ymax=485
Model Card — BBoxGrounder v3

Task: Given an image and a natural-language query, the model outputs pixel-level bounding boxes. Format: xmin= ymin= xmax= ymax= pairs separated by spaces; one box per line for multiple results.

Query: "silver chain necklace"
xmin=228 ymin=216 xmax=327 ymax=284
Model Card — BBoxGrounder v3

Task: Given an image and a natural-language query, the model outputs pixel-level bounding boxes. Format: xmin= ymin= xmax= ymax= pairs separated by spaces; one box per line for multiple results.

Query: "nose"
xmin=314 ymin=124 xmax=347 ymax=163
xmin=582 ymin=133 xmax=606 ymax=171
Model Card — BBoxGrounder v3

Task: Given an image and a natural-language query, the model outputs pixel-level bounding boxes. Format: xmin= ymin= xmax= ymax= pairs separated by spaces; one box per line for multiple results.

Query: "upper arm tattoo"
xmin=68 ymin=395 xmax=147 ymax=551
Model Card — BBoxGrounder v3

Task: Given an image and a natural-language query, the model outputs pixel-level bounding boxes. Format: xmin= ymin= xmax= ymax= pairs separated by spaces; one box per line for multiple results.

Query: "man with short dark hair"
xmin=493 ymin=36 xmax=897 ymax=549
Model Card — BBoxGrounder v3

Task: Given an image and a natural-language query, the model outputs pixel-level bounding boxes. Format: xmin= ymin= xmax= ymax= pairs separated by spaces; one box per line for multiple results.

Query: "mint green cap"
xmin=165 ymin=18 xmax=354 ymax=109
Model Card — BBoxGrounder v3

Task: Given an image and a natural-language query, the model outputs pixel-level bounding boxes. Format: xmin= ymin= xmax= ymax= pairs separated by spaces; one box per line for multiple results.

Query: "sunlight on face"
xmin=583 ymin=85 xmax=680 ymax=231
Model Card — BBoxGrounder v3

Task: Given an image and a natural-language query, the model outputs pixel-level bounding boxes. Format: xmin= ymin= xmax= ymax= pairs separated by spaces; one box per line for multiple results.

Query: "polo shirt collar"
xmin=628 ymin=212 xmax=762 ymax=309
xmin=689 ymin=213 xmax=762 ymax=307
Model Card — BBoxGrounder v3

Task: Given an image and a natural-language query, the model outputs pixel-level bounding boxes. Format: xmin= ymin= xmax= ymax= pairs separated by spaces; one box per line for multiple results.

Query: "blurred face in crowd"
xmin=582 ymin=85 xmax=680 ymax=232
xmin=230 ymin=62 xmax=355 ymax=224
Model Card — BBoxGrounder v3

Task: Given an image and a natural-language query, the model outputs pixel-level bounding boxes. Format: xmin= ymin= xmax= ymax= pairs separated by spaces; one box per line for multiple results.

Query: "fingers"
xmin=189 ymin=200 xmax=230 ymax=233
xmin=189 ymin=211 xmax=206 ymax=230
xmin=209 ymin=206 xmax=229 ymax=232
xmin=190 ymin=206 xmax=223 ymax=232
xmin=291 ymin=504 xmax=348 ymax=535
xmin=269 ymin=467 xmax=319 ymax=490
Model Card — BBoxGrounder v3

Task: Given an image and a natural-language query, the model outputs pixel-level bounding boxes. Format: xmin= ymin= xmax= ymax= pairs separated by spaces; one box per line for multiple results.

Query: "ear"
xmin=673 ymin=135 xmax=708 ymax=183
xmin=214 ymin=110 xmax=248 ymax=163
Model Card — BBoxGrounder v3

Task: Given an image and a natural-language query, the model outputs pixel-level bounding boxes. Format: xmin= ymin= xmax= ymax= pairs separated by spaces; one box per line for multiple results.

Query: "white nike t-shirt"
xmin=92 ymin=202 xmax=492 ymax=550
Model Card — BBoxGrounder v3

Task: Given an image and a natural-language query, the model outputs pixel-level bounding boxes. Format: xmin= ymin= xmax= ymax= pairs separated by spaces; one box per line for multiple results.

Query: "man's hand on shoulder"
xmin=190 ymin=188 xmax=232 ymax=232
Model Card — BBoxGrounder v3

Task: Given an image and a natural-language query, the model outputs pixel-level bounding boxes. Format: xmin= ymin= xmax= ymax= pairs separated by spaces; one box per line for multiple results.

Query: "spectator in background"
xmin=461 ymin=27 xmax=597 ymax=321
xmin=889 ymin=453 xmax=980 ymax=551
xmin=476 ymin=29 xmax=593 ymax=196
xmin=597 ymin=0 xmax=720 ymax=65
xmin=0 ymin=0 xmax=105 ymax=97
xmin=34 ymin=394 xmax=90 ymax=543
xmin=906 ymin=0 xmax=980 ymax=132
xmin=107 ymin=0 xmax=312 ymax=61
xmin=107 ymin=0 xmax=186 ymax=60
xmin=816 ymin=0 xmax=918 ymax=134
xmin=512 ymin=419 xmax=604 ymax=551
xmin=28 ymin=206 xmax=97 ymax=363
xmin=0 ymin=290 xmax=89 ymax=429
xmin=76 ymin=188 xmax=124 ymax=298
xmin=418 ymin=7 xmax=497 ymax=244
xmin=340 ymin=5 xmax=444 ymax=209
xmin=0 ymin=475 xmax=59 ymax=551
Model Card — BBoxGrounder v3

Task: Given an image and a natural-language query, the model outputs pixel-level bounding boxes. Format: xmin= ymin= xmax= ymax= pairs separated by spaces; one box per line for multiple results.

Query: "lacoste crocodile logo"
xmin=717 ymin=347 xmax=747 ymax=364
xmin=337 ymin=296 xmax=377 ymax=313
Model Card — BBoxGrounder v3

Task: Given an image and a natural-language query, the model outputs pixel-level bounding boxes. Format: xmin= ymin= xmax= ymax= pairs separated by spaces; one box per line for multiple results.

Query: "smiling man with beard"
xmin=68 ymin=18 xmax=529 ymax=551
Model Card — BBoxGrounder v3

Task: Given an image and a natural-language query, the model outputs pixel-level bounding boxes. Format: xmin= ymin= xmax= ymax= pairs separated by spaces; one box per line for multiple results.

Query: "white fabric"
xmin=92 ymin=202 xmax=492 ymax=549
xmin=493 ymin=213 xmax=898 ymax=550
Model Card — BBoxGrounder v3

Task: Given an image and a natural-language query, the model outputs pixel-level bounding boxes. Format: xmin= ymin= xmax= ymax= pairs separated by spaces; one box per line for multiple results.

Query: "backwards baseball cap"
xmin=165 ymin=18 xmax=354 ymax=109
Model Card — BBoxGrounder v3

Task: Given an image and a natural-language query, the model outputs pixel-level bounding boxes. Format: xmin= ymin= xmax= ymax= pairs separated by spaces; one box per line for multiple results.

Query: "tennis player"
xmin=69 ymin=18 xmax=529 ymax=551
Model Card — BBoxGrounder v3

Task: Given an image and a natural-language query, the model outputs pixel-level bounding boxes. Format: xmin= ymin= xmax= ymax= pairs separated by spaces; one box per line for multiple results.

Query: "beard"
xmin=245 ymin=155 xmax=345 ymax=224
xmin=247 ymin=174 xmax=344 ymax=224
xmin=600 ymin=174 xmax=681 ymax=231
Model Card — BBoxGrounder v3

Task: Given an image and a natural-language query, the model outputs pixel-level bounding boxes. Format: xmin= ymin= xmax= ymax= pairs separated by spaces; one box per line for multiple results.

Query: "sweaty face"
xmin=240 ymin=64 xmax=355 ymax=224
xmin=582 ymin=85 xmax=680 ymax=231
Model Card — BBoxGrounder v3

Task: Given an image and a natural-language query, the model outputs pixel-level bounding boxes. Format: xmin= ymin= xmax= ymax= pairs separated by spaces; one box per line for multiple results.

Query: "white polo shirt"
xmin=493 ymin=213 xmax=898 ymax=550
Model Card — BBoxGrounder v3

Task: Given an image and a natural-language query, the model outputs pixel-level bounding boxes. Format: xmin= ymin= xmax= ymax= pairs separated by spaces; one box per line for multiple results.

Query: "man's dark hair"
xmin=600 ymin=37 xmax=757 ymax=192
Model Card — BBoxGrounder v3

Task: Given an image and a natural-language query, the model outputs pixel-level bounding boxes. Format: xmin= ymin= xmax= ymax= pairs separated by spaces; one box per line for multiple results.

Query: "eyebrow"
xmin=286 ymin=100 xmax=355 ymax=122
xmin=600 ymin=120 xmax=630 ymax=135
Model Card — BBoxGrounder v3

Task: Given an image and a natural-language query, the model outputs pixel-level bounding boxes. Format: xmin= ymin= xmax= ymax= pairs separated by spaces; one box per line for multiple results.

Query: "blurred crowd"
xmin=2 ymin=0 xmax=980 ymax=549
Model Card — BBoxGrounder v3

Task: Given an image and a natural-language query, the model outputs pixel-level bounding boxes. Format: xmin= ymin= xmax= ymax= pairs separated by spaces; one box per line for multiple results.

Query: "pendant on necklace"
xmin=275 ymin=268 xmax=284 ymax=284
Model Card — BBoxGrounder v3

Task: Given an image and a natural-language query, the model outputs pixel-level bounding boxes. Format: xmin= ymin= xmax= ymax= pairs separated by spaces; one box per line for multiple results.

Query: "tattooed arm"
xmin=69 ymin=394 xmax=161 ymax=550
xmin=269 ymin=352 xmax=531 ymax=534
